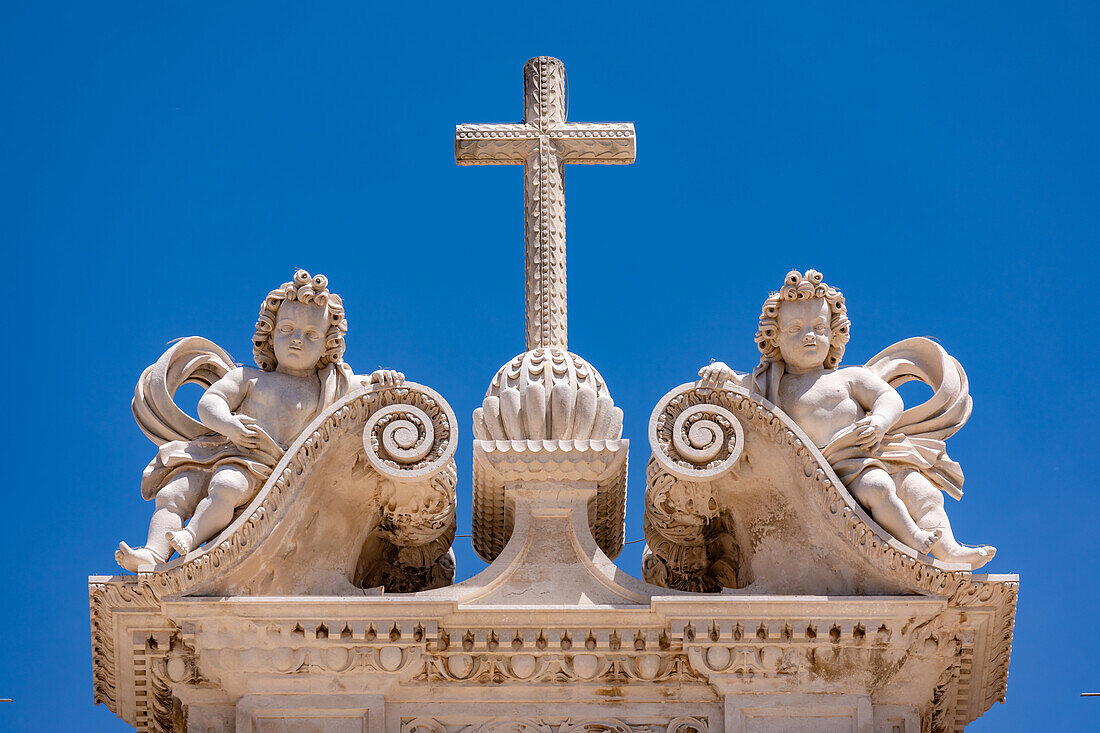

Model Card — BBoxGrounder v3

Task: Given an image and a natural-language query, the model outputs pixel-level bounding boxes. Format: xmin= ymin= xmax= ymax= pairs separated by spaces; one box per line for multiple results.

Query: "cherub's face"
xmin=776 ymin=298 xmax=831 ymax=372
xmin=272 ymin=300 xmax=329 ymax=373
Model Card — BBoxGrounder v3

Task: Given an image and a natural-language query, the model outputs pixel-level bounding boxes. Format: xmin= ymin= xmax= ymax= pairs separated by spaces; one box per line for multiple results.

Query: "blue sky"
xmin=2 ymin=2 xmax=1097 ymax=730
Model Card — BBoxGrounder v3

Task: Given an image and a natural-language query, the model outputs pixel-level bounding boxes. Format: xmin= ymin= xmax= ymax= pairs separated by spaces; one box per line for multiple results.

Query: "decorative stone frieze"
xmin=401 ymin=718 xmax=709 ymax=733
xmin=90 ymin=59 xmax=1017 ymax=733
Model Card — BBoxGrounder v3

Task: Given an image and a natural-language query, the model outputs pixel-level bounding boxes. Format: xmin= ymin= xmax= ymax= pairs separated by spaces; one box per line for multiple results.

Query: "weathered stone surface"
xmin=455 ymin=55 xmax=635 ymax=352
xmin=90 ymin=61 xmax=1016 ymax=733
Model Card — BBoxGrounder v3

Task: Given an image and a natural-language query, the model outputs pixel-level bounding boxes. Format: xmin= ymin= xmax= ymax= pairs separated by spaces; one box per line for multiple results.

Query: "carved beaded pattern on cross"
xmin=454 ymin=56 xmax=636 ymax=351
xmin=529 ymin=57 xmax=566 ymax=350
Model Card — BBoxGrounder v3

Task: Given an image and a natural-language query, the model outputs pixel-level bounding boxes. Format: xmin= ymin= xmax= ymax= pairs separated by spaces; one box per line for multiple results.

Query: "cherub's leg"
xmin=848 ymin=468 xmax=940 ymax=554
xmin=895 ymin=469 xmax=996 ymax=570
xmin=116 ymin=471 xmax=203 ymax=572
xmin=167 ymin=466 xmax=254 ymax=555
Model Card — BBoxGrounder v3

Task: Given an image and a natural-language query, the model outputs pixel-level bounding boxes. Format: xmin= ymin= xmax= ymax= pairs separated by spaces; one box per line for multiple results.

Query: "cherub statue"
xmin=698 ymin=269 xmax=995 ymax=569
xmin=117 ymin=270 xmax=404 ymax=572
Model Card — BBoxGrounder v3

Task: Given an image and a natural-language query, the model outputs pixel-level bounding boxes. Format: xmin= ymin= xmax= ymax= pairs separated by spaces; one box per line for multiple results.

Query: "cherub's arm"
xmin=354 ymin=369 xmax=406 ymax=390
xmin=369 ymin=369 xmax=405 ymax=387
xmin=697 ymin=361 xmax=749 ymax=389
xmin=849 ymin=367 xmax=904 ymax=448
xmin=197 ymin=368 xmax=263 ymax=451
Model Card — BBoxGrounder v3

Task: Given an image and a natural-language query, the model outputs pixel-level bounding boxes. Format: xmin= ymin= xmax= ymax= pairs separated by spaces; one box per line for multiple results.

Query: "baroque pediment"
xmin=644 ymin=382 xmax=991 ymax=598
xmin=146 ymin=381 xmax=456 ymax=598
xmin=89 ymin=60 xmax=1018 ymax=733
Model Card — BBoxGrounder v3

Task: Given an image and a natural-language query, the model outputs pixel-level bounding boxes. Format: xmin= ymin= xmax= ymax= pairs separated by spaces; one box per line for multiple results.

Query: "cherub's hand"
xmin=698 ymin=361 xmax=736 ymax=389
xmin=369 ymin=369 xmax=405 ymax=388
xmin=854 ymin=413 xmax=890 ymax=448
xmin=225 ymin=414 xmax=263 ymax=451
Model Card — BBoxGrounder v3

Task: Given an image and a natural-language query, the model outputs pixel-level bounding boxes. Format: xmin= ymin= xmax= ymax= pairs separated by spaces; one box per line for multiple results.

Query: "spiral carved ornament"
xmin=649 ymin=385 xmax=745 ymax=481
xmin=363 ymin=386 xmax=457 ymax=483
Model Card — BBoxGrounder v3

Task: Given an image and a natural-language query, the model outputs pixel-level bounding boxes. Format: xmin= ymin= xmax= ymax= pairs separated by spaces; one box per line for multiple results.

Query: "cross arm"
xmin=552 ymin=123 xmax=636 ymax=164
xmin=455 ymin=123 xmax=537 ymax=165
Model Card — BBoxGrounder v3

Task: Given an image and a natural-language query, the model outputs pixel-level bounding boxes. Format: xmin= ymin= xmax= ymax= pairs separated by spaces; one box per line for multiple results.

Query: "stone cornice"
xmin=98 ymin=591 xmax=966 ymax=729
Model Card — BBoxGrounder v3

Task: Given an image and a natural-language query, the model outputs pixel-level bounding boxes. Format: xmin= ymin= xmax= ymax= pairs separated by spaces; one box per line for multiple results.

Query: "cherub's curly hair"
xmin=252 ymin=270 xmax=347 ymax=371
xmin=755 ymin=269 xmax=850 ymax=370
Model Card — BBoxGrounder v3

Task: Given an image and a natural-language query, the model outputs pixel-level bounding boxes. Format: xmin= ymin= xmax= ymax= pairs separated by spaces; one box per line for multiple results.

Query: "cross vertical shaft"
xmin=523 ymin=57 xmax=568 ymax=350
xmin=455 ymin=56 xmax=636 ymax=351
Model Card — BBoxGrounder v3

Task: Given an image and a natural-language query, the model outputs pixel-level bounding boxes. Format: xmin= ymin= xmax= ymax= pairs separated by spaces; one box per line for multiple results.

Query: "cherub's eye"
xmin=279 ymin=325 xmax=293 ymax=333
xmin=306 ymin=330 xmax=321 ymax=340
xmin=814 ymin=324 xmax=827 ymax=333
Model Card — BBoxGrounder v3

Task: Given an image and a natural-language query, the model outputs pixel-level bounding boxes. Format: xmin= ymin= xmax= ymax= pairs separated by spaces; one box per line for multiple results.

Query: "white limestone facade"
xmin=90 ymin=57 xmax=1016 ymax=733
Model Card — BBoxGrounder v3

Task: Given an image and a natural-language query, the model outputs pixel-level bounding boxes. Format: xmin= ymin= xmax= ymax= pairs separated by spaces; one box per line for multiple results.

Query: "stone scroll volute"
xmin=90 ymin=64 xmax=1018 ymax=733
xmin=644 ymin=381 xmax=977 ymax=597
xmin=114 ymin=269 xmax=460 ymax=596
xmin=644 ymin=269 xmax=1000 ymax=596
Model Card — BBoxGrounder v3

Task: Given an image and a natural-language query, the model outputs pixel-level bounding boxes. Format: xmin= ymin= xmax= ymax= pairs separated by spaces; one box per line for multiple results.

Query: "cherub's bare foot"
xmin=935 ymin=543 xmax=996 ymax=570
xmin=166 ymin=529 xmax=195 ymax=556
xmin=913 ymin=528 xmax=942 ymax=554
xmin=116 ymin=542 xmax=166 ymax=573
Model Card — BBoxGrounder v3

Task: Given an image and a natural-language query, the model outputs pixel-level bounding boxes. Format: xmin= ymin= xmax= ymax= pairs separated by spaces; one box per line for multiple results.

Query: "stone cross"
xmin=455 ymin=56 xmax=636 ymax=351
